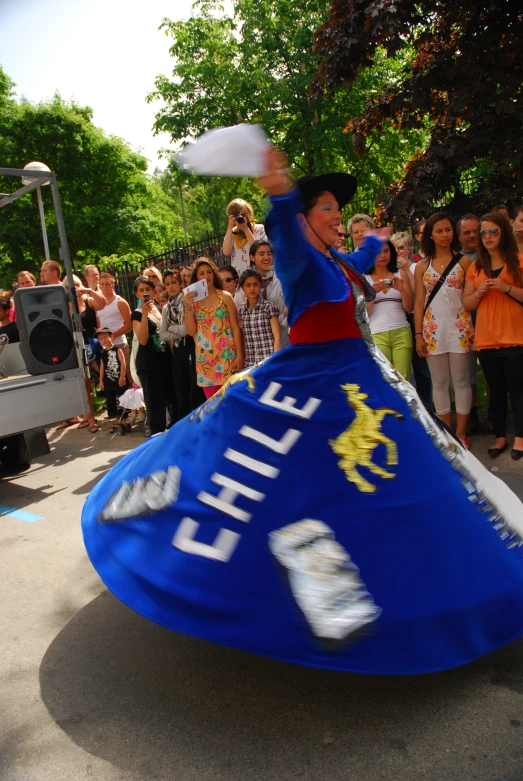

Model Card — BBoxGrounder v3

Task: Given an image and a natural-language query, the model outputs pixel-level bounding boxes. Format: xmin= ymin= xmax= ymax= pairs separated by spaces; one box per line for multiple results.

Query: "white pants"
xmin=427 ymin=352 xmax=472 ymax=416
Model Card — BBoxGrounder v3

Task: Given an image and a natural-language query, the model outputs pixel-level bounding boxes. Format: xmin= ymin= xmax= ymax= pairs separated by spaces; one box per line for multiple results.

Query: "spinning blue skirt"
xmin=82 ymin=192 xmax=523 ymax=674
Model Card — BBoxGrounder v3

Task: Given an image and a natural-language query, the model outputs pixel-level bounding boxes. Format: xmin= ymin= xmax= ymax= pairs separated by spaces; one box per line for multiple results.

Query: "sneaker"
xmin=135 ymin=412 xmax=146 ymax=424
xmin=128 ymin=412 xmax=138 ymax=425
xmin=458 ymin=436 xmax=470 ymax=450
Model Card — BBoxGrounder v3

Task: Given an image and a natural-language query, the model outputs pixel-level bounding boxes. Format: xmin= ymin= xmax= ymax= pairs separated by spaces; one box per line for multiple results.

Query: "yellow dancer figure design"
xmin=330 ymin=383 xmax=404 ymax=493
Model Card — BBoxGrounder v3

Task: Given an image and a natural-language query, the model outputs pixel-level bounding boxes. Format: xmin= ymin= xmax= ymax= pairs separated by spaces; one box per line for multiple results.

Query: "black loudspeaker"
xmin=13 ymin=284 xmax=79 ymax=375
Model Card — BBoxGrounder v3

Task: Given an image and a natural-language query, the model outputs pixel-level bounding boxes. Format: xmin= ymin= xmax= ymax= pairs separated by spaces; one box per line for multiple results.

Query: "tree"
xmin=0 ymin=67 xmax=182 ymax=286
xmin=314 ymin=0 xmax=523 ymax=223
xmin=148 ymin=0 xmax=426 ymax=202
xmin=157 ymin=164 xmax=269 ymax=238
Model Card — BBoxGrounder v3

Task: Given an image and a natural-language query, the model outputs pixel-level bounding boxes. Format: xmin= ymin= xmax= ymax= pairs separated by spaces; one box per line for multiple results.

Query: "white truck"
xmin=0 ymin=166 xmax=89 ymax=469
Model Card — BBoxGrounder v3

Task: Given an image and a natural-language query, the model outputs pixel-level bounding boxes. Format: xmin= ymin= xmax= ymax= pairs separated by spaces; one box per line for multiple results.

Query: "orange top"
xmin=466 ymin=257 xmax=523 ymax=350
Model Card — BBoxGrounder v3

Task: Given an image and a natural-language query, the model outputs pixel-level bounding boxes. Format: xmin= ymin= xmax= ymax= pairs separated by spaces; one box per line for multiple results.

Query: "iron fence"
xmin=142 ymin=232 xmax=227 ymax=272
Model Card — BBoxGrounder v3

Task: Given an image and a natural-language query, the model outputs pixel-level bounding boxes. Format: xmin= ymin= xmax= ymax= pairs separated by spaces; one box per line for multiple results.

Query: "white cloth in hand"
xmin=176 ymin=124 xmax=269 ymax=177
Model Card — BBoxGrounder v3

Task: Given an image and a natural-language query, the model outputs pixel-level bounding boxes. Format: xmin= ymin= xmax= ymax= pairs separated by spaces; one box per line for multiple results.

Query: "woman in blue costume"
xmin=83 ymin=148 xmax=523 ymax=675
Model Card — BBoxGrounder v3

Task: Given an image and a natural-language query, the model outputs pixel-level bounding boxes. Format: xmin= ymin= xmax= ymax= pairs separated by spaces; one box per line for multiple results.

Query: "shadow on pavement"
xmin=39 ymin=592 xmax=523 ymax=781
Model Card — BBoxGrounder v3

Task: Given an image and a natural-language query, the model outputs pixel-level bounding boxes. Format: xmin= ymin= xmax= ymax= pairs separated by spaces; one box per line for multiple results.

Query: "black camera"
xmin=235 ymin=214 xmax=245 ymax=224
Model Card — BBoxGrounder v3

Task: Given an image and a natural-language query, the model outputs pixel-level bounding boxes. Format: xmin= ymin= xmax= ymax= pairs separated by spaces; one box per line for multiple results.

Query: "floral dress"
xmin=422 ymin=260 xmax=474 ymax=354
xmin=194 ymin=290 xmax=236 ymax=387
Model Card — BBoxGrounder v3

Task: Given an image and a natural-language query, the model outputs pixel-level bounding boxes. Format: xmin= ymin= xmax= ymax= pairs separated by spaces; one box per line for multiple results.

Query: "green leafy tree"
xmin=149 ymin=0 xmax=426 ymax=209
xmin=0 ymin=67 xmax=181 ymax=287
xmin=314 ymin=0 xmax=523 ymax=223
xmin=158 ymin=164 xmax=268 ymax=239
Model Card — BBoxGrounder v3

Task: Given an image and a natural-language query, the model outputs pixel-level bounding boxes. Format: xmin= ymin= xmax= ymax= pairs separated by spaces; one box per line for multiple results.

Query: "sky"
xmin=0 ymin=0 xmax=196 ymax=172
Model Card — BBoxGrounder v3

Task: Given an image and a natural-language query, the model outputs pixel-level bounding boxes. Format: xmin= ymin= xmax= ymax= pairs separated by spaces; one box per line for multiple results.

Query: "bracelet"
xmin=506 ymin=285 xmax=512 ymax=295
xmin=415 ymin=332 xmax=423 ymax=336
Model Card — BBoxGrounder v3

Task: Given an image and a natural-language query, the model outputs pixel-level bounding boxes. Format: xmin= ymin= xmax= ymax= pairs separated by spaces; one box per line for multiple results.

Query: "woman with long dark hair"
xmin=184 ymin=257 xmax=243 ymax=399
xmin=414 ymin=212 xmax=474 ymax=446
xmin=365 ymin=240 xmax=413 ymax=378
xmin=463 ymin=213 xmax=523 ymax=459
xmin=131 ymin=275 xmax=174 ymax=435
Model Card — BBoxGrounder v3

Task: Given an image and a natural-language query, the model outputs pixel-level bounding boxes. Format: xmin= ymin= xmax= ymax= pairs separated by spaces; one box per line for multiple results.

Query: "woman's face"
xmin=165 ymin=276 xmax=181 ymax=298
xmin=17 ymin=273 xmax=36 ymax=288
xmin=480 ymin=220 xmax=502 ymax=253
xmin=375 ymin=243 xmax=391 ymax=268
xmin=218 ymin=269 xmax=237 ymax=295
xmin=180 ymin=268 xmax=192 ymax=287
xmin=136 ymin=282 xmax=154 ymax=299
xmin=196 ymin=264 xmax=215 ymax=289
xmin=511 ymin=211 xmax=523 ymax=241
xmin=351 ymin=221 xmax=369 ymax=248
xmin=252 ymin=245 xmax=273 ymax=274
xmin=393 ymin=241 xmax=410 ymax=262
xmin=431 ymin=219 xmax=453 ymax=249
xmin=144 ymin=269 xmax=161 ymax=285
xmin=414 ymin=224 xmax=426 ymax=245
xmin=242 ymin=276 xmax=262 ymax=300
xmin=154 ymin=285 xmax=165 ymax=304
xmin=306 ymin=191 xmax=342 ymax=248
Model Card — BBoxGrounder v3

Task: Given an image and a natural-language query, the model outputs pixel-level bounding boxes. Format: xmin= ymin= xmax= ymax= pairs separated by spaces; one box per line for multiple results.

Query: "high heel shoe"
xmin=488 ymin=443 xmax=508 ymax=458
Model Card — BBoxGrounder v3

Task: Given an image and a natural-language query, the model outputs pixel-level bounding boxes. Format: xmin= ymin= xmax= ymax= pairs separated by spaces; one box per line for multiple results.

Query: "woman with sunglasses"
xmin=463 ymin=213 xmax=523 ymax=459
xmin=142 ymin=266 xmax=162 ymax=286
xmin=217 ymin=264 xmax=239 ymax=295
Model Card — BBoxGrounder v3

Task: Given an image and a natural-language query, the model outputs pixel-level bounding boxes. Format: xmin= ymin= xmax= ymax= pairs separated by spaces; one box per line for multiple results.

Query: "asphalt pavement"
xmin=2 ymin=424 xmax=523 ymax=781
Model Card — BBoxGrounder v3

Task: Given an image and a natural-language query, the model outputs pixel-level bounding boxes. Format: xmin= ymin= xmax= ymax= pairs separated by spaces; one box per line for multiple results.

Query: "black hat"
xmin=95 ymin=326 xmax=112 ymax=336
xmin=296 ymin=173 xmax=358 ymax=211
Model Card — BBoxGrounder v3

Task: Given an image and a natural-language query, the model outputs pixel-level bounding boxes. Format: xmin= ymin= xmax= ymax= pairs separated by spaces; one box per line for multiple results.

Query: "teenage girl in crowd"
xmin=463 ymin=213 xmax=523 ymax=460
xmin=184 ymin=257 xmax=243 ymax=399
xmin=131 ymin=276 xmax=175 ymax=435
xmin=365 ymin=240 xmax=413 ymax=379
xmin=159 ymin=269 xmax=205 ymax=419
xmin=414 ymin=213 xmax=474 ymax=447
xmin=236 ymin=268 xmax=281 ymax=367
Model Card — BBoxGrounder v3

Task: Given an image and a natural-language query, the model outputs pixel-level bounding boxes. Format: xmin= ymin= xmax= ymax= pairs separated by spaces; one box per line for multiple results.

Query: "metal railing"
xmin=142 ymin=232 xmax=227 ymax=271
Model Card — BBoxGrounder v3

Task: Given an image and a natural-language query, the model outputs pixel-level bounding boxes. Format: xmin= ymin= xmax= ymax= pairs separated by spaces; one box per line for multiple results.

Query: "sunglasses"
xmin=395 ymin=245 xmax=407 ymax=250
xmin=480 ymin=228 xmax=500 ymax=237
xmin=221 ymin=276 xmax=235 ymax=283
xmin=337 ymin=233 xmax=348 ymax=239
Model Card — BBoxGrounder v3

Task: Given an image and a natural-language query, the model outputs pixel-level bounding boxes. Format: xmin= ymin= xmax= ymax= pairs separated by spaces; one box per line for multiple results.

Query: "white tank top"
xmin=364 ymin=271 xmax=409 ymax=335
xmin=98 ymin=296 xmax=126 ymax=345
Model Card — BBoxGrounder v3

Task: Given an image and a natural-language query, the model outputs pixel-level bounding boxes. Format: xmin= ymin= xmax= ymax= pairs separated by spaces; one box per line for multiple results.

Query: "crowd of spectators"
xmin=2 ymin=198 xmax=523 ymax=459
